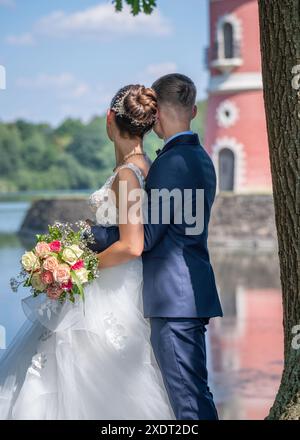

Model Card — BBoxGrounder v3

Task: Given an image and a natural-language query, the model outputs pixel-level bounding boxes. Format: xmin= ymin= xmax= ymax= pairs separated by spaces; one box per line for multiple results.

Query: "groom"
xmin=89 ymin=73 xmax=223 ymax=420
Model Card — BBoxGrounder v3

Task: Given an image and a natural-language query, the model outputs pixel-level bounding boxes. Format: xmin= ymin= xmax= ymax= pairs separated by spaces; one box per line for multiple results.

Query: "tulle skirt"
xmin=0 ymin=258 xmax=174 ymax=420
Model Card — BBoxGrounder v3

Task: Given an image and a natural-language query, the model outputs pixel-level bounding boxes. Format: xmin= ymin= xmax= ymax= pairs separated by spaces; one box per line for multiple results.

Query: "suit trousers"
xmin=150 ymin=317 xmax=218 ymax=420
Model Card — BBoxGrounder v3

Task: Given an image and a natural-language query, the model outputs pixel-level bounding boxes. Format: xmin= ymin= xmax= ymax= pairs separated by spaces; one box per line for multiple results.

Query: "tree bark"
xmin=258 ymin=0 xmax=300 ymax=420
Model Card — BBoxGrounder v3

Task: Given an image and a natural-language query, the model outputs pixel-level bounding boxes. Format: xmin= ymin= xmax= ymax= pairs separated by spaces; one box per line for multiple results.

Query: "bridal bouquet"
xmin=11 ymin=221 xmax=98 ymax=302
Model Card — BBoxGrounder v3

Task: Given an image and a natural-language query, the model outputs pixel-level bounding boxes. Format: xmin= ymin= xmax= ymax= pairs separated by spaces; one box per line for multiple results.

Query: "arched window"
xmin=223 ymin=22 xmax=234 ymax=59
xmin=218 ymin=148 xmax=235 ymax=191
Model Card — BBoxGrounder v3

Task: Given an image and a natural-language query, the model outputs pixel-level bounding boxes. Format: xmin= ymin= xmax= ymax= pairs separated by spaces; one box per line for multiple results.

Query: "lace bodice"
xmin=88 ymin=163 xmax=145 ymax=227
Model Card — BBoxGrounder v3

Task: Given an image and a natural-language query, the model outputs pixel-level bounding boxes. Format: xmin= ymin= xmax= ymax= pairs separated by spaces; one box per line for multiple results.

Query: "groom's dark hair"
xmin=152 ymin=74 xmax=197 ymax=109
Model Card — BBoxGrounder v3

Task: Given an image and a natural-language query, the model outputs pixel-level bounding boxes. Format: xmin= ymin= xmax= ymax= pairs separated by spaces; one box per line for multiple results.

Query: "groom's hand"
xmin=85 ymin=218 xmax=95 ymax=227
xmin=89 ymin=225 xmax=120 ymax=253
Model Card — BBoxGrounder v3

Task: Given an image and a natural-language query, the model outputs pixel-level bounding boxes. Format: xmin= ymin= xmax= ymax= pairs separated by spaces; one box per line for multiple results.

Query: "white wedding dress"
xmin=0 ymin=163 xmax=174 ymax=420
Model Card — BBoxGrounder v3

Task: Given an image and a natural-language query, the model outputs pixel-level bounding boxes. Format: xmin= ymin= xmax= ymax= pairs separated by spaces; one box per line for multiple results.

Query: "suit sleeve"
xmin=89 ymin=202 xmax=169 ymax=253
xmin=89 ymin=225 xmax=120 ymax=252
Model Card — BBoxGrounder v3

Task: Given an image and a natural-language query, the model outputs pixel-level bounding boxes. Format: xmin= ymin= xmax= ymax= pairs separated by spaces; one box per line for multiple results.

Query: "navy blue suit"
xmin=90 ymin=134 xmax=222 ymax=419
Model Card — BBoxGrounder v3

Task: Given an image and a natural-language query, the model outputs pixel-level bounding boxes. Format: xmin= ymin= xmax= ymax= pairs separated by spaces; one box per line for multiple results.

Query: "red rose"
xmin=61 ymin=279 xmax=73 ymax=291
xmin=49 ymin=240 xmax=61 ymax=252
xmin=71 ymin=260 xmax=84 ymax=270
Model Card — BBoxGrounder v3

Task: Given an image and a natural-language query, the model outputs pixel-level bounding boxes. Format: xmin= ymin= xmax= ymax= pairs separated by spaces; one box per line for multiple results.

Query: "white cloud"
xmin=6 ymin=3 xmax=172 ymax=45
xmin=136 ymin=62 xmax=178 ymax=85
xmin=145 ymin=62 xmax=178 ymax=78
xmin=54 ymin=83 xmax=114 ymax=124
xmin=6 ymin=33 xmax=35 ymax=46
xmin=16 ymin=72 xmax=90 ymax=99
xmin=35 ymin=3 xmax=171 ymax=38
xmin=71 ymin=83 xmax=90 ymax=98
xmin=17 ymin=73 xmax=74 ymax=89
xmin=0 ymin=0 xmax=15 ymax=8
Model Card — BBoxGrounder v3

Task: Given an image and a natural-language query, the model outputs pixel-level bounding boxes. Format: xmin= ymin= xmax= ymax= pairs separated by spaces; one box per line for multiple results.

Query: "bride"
xmin=0 ymin=84 xmax=174 ymax=420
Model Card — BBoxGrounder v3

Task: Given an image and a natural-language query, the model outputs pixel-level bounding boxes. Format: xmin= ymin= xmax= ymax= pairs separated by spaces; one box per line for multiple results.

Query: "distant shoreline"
xmin=0 ymin=190 xmax=92 ymax=203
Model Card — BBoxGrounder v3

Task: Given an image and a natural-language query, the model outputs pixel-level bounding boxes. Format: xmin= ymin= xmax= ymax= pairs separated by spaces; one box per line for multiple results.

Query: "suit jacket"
xmin=90 ymin=133 xmax=223 ymax=318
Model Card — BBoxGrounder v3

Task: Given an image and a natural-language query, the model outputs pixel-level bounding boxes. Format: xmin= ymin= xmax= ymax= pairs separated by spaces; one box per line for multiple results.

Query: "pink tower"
xmin=205 ymin=0 xmax=272 ymax=193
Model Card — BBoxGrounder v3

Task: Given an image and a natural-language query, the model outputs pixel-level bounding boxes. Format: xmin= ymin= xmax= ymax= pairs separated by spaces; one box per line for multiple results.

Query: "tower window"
xmin=213 ymin=14 xmax=242 ymax=65
xmin=223 ymin=22 xmax=234 ymax=59
xmin=218 ymin=148 xmax=235 ymax=191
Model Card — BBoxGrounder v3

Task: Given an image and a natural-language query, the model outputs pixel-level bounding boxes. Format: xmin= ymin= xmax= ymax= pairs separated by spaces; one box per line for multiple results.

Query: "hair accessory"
xmin=111 ymin=90 xmax=157 ymax=127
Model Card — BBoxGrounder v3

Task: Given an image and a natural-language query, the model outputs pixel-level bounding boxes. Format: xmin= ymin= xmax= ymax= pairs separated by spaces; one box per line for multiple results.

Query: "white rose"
xmin=62 ymin=245 xmax=83 ymax=265
xmin=21 ymin=251 xmax=40 ymax=272
xmin=31 ymin=272 xmax=46 ymax=292
xmin=74 ymin=268 xmax=89 ymax=284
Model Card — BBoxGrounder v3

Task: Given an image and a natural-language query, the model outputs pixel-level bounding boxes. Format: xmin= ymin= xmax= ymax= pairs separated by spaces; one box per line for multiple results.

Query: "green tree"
xmin=113 ymin=0 xmax=156 ymax=15
xmin=0 ymin=123 xmax=22 ymax=176
xmin=54 ymin=118 xmax=84 ymax=139
xmin=66 ymin=119 xmax=107 ymax=170
xmin=53 ymin=154 xmax=98 ymax=189
xmin=15 ymin=119 xmax=51 ymax=142
xmin=22 ymin=132 xmax=49 ymax=171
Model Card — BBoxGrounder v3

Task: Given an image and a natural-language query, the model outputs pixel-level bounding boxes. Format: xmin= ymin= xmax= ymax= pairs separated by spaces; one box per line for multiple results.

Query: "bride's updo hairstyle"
xmin=110 ymin=85 xmax=157 ymax=138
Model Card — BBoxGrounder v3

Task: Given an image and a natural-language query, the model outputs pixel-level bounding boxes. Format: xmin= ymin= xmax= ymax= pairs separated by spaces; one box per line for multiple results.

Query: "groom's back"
xmin=141 ymin=73 xmax=222 ymax=319
xmin=142 ymin=134 xmax=223 ymax=319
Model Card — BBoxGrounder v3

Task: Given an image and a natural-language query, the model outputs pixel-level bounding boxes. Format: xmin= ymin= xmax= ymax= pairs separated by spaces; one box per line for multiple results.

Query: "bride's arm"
xmin=96 ymin=168 xmax=144 ymax=269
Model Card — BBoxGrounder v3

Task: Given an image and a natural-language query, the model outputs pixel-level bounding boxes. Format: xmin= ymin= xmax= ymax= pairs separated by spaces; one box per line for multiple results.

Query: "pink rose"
xmin=41 ymin=270 xmax=54 ymax=285
xmin=62 ymin=279 xmax=73 ymax=291
xmin=35 ymin=242 xmax=50 ymax=258
xmin=53 ymin=264 xmax=71 ymax=284
xmin=71 ymin=260 xmax=84 ymax=270
xmin=43 ymin=256 xmax=59 ymax=272
xmin=46 ymin=285 xmax=63 ymax=300
xmin=49 ymin=240 xmax=61 ymax=252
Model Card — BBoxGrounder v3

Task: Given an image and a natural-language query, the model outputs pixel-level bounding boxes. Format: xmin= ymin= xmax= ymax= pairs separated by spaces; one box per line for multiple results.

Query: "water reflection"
xmin=209 ymin=252 xmax=283 ymax=420
xmin=0 ymin=202 xmax=29 ymax=234
xmin=0 ymin=233 xmax=283 ymax=420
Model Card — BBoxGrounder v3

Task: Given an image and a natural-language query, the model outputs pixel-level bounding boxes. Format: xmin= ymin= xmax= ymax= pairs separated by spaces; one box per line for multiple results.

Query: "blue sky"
xmin=0 ymin=0 xmax=209 ymax=126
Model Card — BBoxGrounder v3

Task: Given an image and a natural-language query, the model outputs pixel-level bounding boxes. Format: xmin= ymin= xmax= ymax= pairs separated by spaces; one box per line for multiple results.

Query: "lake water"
xmin=0 ymin=202 xmax=283 ymax=420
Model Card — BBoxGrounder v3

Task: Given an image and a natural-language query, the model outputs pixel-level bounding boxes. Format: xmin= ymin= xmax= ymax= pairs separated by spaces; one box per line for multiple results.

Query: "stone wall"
xmin=19 ymin=198 xmax=95 ymax=237
xmin=19 ymin=194 xmax=277 ymax=250
xmin=209 ymin=194 xmax=277 ymax=250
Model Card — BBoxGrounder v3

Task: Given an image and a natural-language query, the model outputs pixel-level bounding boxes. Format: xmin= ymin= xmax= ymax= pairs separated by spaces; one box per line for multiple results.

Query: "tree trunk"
xmin=258 ymin=0 xmax=300 ymax=420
